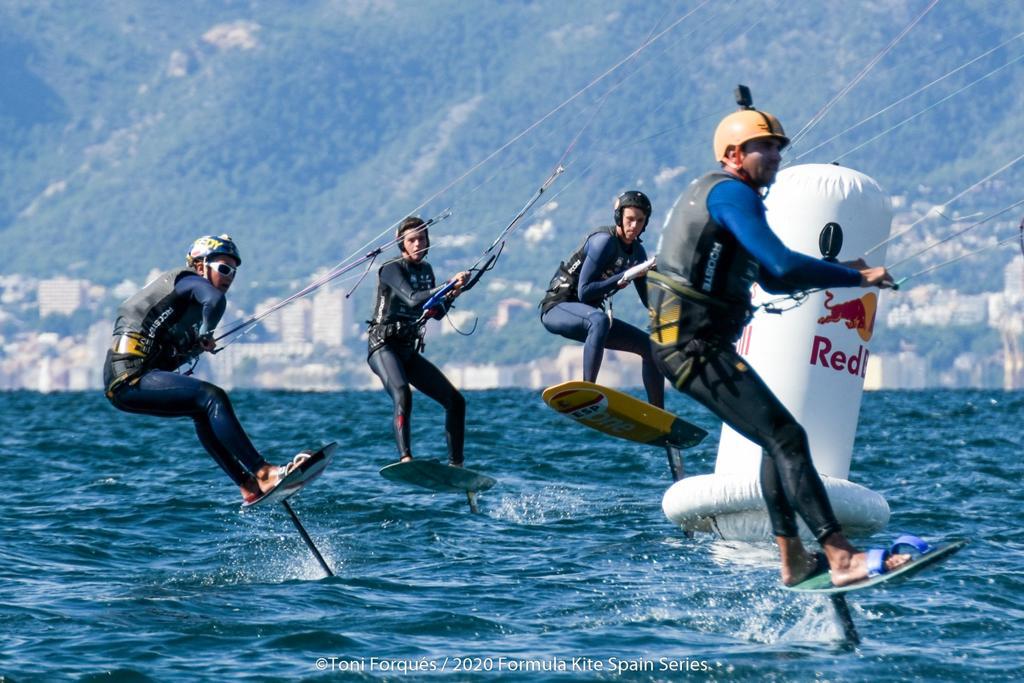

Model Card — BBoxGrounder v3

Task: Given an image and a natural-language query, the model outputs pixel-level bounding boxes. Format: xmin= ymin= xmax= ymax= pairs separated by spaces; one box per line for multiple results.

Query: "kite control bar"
xmin=422 ymin=280 xmax=458 ymax=311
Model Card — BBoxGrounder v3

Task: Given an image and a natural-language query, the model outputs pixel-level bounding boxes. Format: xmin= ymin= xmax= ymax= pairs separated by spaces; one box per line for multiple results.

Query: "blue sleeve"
xmin=577 ymin=233 xmax=625 ymax=304
xmin=707 ymin=181 xmax=861 ymax=293
xmin=175 ymin=274 xmax=226 ymax=336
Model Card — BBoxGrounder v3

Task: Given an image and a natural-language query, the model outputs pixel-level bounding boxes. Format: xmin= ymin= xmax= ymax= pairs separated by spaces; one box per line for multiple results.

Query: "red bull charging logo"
xmin=816 ymin=291 xmax=877 ymax=342
xmin=809 ymin=291 xmax=878 ymax=378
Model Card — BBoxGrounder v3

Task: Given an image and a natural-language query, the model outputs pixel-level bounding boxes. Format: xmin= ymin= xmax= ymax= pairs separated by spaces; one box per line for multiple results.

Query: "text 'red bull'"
xmin=810 ymin=335 xmax=868 ymax=378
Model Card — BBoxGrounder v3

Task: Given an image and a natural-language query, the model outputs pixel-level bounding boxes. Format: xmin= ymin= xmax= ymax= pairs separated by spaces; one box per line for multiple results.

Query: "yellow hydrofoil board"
xmin=542 ymin=381 xmax=706 ymax=448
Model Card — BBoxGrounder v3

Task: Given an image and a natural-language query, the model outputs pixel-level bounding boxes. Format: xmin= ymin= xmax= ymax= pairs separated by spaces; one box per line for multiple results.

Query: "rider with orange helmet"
xmin=648 ymin=89 xmax=902 ymax=587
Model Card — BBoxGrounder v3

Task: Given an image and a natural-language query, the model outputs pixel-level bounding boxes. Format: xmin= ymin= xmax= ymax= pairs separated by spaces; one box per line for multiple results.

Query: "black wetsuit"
xmin=367 ymin=257 xmax=465 ymax=464
xmin=539 ymin=226 xmax=663 ymax=408
xmin=103 ymin=270 xmax=268 ymax=486
xmin=650 ymin=172 xmax=862 ymax=541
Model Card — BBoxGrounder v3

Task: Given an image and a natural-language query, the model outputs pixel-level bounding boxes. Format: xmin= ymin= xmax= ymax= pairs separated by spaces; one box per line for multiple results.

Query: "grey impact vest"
xmin=105 ymin=269 xmax=207 ymax=392
xmin=649 ymin=172 xmax=760 ymax=344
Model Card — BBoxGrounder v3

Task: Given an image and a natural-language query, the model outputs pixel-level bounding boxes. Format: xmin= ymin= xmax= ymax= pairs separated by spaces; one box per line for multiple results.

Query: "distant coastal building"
xmin=279 ymin=298 xmax=312 ymax=344
xmin=37 ymin=278 xmax=89 ymax=317
xmin=492 ymin=298 xmax=532 ymax=328
xmin=441 ymin=346 xmax=645 ymax=391
xmin=312 ymin=286 xmax=351 ymax=347
xmin=863 ymin=352 xmax=929 ymax=390
xmin=991 ymin=256 xmax=1024 ymax=388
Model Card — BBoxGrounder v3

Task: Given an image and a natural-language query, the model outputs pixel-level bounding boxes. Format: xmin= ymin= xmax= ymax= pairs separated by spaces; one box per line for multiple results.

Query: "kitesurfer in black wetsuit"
xmin=367 ymin=217 xmax=470 ymax=465
xmin=103 ymin=235 xmax=305 ymax=504
xmin=648 ymin=105 xmax=910 ymax=587
xmin=539 ymin=191 xmax=663 ymax=407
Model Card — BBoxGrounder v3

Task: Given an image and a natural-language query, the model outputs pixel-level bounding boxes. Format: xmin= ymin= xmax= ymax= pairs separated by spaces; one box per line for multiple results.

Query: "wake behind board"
xmin=380 ymin=459 xmax=496 ymax=494
xmin=785 ymin=539 xmax=967 ymax=594
xmin=542 ymin=380 xmax=706 ymax=449
xmin=242 ymin=442 xmax=336 ymax=508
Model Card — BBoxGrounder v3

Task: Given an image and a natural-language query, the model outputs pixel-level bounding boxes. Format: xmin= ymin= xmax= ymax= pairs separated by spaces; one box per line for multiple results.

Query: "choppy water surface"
xmin=1 ymin=389 xmax=1021 ymax=681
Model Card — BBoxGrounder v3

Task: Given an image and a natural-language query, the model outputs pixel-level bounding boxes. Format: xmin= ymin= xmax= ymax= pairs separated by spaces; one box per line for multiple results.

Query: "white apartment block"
xmin=37 ymin=278 xmax=89 ymax=317
xmin=279 ymin=298 xmax=312 ymax=344
xmin=312 ymin=286 xmax=351 ymax=347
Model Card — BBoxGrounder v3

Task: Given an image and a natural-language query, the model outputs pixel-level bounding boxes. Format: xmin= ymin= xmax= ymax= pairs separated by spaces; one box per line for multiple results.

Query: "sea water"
xmin=1 ymin=389 xmax=1021 ymax=681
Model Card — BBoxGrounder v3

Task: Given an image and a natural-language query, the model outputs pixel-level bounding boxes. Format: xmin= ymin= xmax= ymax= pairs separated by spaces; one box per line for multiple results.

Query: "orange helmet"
xmin=713 ymin=109 xmax=789 ymax=162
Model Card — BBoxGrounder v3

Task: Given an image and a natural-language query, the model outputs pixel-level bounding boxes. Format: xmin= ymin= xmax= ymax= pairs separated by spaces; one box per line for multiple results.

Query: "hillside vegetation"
xmin=2 ymin=0 xmax=1021 ymax=363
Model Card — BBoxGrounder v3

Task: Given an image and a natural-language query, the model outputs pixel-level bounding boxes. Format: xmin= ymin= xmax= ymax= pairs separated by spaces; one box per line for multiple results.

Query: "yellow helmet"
xmin=713 ymin=109 xmax=789 ymax=162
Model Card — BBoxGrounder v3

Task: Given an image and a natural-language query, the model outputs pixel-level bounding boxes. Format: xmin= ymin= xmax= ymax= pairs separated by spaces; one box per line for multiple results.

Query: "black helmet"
xmin=187 ymin=234 xmax=241 ymax=267
xmin=396 ymin=216 xmax=429 ymax=253
xmin=614 ymin=190 xmax=652 ymax=227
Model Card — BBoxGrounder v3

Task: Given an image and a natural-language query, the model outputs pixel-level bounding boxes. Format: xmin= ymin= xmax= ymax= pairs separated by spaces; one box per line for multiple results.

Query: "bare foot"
xmin=829 ymin=550 xmax=911 ymax=587
xmin=777 ymin=536 xmax=825 ymax=586
xmin=400 ymin=454 xmax=413 ymax=463
xmin=781 ymin=550 xmax=825 ymax=586
xmin=240 ymin=477 xmax=262 ymax=503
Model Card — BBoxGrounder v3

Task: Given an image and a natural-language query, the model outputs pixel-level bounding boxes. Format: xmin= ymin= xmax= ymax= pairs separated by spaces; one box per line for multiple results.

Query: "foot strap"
xmin=890 ymin=533 xmax=931 ymax=555
xmin=866 ymin=548 xmax=889 ymax=577
xmin=286 ymin=452 xmax=312 ymax=475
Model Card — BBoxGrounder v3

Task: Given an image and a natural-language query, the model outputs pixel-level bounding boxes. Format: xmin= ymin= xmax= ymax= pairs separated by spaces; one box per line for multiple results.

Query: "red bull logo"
xmin=817 ymin=291 xmax=877 ymax=342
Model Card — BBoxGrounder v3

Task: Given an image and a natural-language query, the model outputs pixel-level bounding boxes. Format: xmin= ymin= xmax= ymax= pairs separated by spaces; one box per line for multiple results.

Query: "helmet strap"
xmin=724 ymin=148 xmax=760 ymax=189
xmin=614 ymin=214 xmax=647 ymax=242
xmin=735 ymin=167 xmax=756 ymax=186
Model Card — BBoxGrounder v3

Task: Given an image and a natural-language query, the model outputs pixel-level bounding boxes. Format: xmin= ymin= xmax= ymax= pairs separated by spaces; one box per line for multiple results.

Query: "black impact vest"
xmin=650 ymin=172 xmax=760 ymax=343
xmin=539 ymin=226 xmax=647 ymax=314
xmin=367 ymin=258 xmax=437 ymax=354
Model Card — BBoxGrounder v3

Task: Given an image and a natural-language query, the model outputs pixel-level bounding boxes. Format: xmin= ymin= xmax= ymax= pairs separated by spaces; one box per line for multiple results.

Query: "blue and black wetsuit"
xmin=650 ymin=172 xmax=861 ymax=541
xmin=103 ymin=270 xmax=269 ymax=487
xmin=367 ymin=257 xmax=465 ymax=465
xmin=539 ymin=226 xmax=663 ymax=408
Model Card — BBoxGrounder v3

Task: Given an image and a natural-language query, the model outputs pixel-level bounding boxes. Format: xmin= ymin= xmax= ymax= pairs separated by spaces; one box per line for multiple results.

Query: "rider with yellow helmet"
xmin=104 ymin=234 xmax=305 ymax=504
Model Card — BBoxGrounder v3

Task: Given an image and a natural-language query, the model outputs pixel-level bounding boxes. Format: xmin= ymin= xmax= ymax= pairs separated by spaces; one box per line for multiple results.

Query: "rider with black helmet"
xmin=539 ymin=190 xmax=663 ymax=408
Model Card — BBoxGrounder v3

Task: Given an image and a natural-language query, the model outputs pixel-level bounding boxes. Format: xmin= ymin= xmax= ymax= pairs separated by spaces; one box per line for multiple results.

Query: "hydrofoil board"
xmin=542 ymin=380 xmax=706 ymax=448
xmin=380 ymin=459 xmax=496 ymax=494
xmin=242 ymin=442 xmax=336 ymax=508
xmin=785 ymin=539 xmax=966 ymax=594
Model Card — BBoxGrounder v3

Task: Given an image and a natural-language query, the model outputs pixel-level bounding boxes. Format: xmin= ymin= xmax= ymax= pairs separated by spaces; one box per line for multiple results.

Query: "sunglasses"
xmin=207 ymin=261 xmax=237 ymax=277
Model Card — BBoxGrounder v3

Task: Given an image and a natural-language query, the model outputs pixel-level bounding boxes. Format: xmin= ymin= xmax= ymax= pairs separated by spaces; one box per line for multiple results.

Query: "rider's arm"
xmin=176 ymin=274 xmax=227 ymax=336
xmin=708 ymin=181 xmax=861 ymax=293
xmin=632 ymin=243 xmax=650 ymax=307
xmin=578 ymin=232 xmax=626 ymax=304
